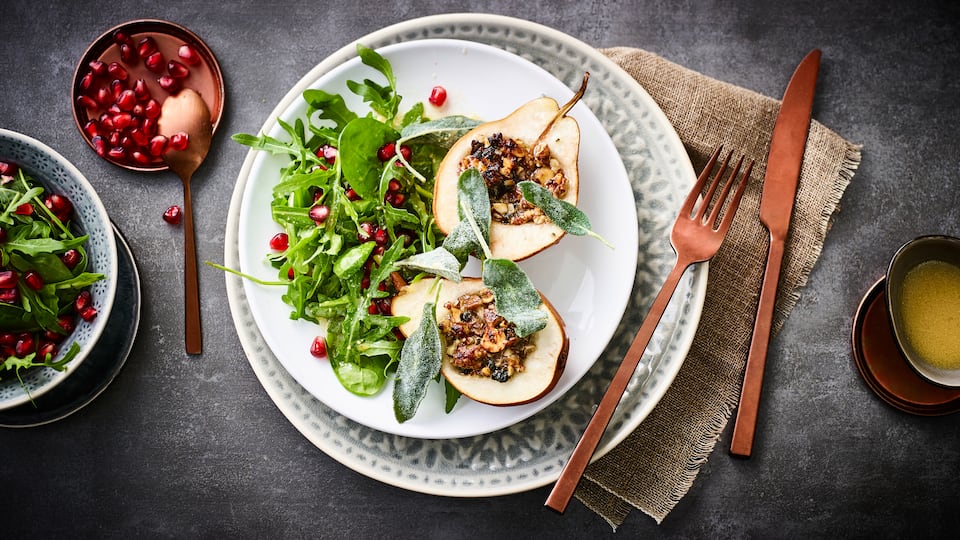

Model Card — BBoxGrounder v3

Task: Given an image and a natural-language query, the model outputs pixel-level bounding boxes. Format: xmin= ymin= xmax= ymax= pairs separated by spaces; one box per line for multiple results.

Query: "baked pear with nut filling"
xmin=433 ymin=75 xmax=588 ymax=261
xmin=392 ymin=277 xmax=569 ymax=406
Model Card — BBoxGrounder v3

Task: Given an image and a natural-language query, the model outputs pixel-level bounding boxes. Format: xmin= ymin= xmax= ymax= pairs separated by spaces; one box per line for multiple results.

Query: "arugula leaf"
xmin=354 ymin=44 xmax=400 ymax=121
xmin=518 ymin=181 xmax=613 ymax=248
xmin=303 ymin=88 xmax=359 ymax=132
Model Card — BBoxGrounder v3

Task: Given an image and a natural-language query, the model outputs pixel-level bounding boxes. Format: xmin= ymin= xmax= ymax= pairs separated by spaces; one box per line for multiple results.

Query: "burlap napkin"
xmin=575 ymin=48 xmax=862 ymax=528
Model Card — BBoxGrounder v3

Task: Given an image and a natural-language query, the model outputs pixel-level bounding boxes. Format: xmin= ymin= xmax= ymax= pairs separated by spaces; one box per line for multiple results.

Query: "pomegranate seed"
xmin=38 ymin=342 xmax=58 ymax=360
xmin=178 ymin=44 xmax=202 ymax=65
xmin=15 ymin=334 xmax=35 ymax=357
xmin=0 ymin=161 xmax=17 ymax=177
xmin=358 ymin=222 xmax=374 ymax=241
xmin=138 ymin=36 xmax=158 ymax=58
xmin=367 ymin=301 xmax=379 ymax=314
xmin=375 ymin=298 xmax=392 ymax=315
xmin=145 ymin=51 xmax=165 ymax=73
xmin=77 ymin=94 xmax=98 ymax=110
xmin=130 ymin=128 xmax=150 ymax=147
xmin=163 ymin=205 xmax=182 ymax=225
xmin=0 ymin=332 xmax=16 ymax=345
xmin=269 ymin=232 xmax=288 ymax=251
xmin=108 ymin=130 xmax=121 ymax=148
xmin=120 ymin=43 xmax=138 ymax=64
xmin=309 ymin=205 xmax=330 ymax=224
xmin=133 ymin=79 xmax=151 ymax=100
xmin=107 ymin=62 xmax=128 ymax=81
xmin=0 ymin=288 xmax=19 ymax=304
xmin=83 ymin=119 xmax=100 ymax=138
xmin=98 ymin=112 xmax=115 ymax=130
xmin=74 ymin=290 xmax=92 ymax=312
xmin=142 ymin=116 xmax=158 ymax=136
xmin=387 ymin=192 xmax=406 ymax=207
xmin=95 ymin=86 xmax=112 ymax=106
xmin=113 ymin=30 xmax=131 ymax=45
xmin=80 ymin=70 xmax=96 ymax=91
xmin=317 ymin=144 xmax=338 ymax=163
xmin=131 ymin=151 xmax=152 ymax=166
xmin=345 ymin=188 xmax=359 ymax=201
xmin=373 ymin=228 xmax=388 ymax=245
xmin=310 ymin=336 xmax=328 ymax=359
xmin=110 ymin=79 xmax=125 ymax=101
xmin=428 ymin=85 xmax=447 ymax=106
xmin=23 ymin=271 xmax=43 ymax=291
xmin=107 ymin=146 xmax=126 ymax=161
xmin=79 ymin=306 xmax=98 ymax=322
xmin=0 ymin=270 xmax=18 ymax=288
xmin=44 ymin=194 xmax=73 ymax=217
xmin=88 ymin=60 xmax=107 ymax=76
xmin=116 ymin=89 xmax=137 ymax=111
xmin=113 ymin=112 xmax=134 ymax=130
xmin=287 ymin=267 xmax=296 ymax=280
xmin=144 ymin=99 xmax=161 ymax=119
xmin=312 ymin=188 xmax=324 ymax=202
xmin=377 ymin=142 xmax=396 ymax=162
xmin=398 ymin=145 xmax=412 ymax=161
xmin=91 ymin=136 xmax=107 ymax=156
xmin=148 ymin=135 xmax=168 ymax=156
xmin=61 ymin=249 xmax=81 ymax=269
xmin=0 ymin=228 xmax=6 ymax=242
xmin=167 ymin=60 xmax=190 ymax=79
xmin=168 ymin=132 xmax=189 ymax=151
xmin=373 ymin=245 xmax=385 ymax=256
xmin=157 ymin=75 xmax=181 ymax=93
xmin=58 ymin=314 xmax=77 ymax=334
xmin=15 ymin=203 xmax=33 ymax=215
xmin=387 ymin=179 xmax=402 ymax=193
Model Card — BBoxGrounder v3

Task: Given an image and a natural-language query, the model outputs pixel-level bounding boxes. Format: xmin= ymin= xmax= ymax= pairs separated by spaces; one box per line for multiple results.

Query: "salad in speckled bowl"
xmin=0 ymin=128 xmax=118 ymax=410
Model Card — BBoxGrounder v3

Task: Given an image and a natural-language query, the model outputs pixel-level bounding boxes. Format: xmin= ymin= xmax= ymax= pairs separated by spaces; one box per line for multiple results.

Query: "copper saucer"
xmin=852 ymin=278 xmax=960 ymax=415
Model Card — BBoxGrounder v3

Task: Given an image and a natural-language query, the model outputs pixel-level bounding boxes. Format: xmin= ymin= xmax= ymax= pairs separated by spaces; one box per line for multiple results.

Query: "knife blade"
xmin=730 ymin=49 xmax=821 ymax=458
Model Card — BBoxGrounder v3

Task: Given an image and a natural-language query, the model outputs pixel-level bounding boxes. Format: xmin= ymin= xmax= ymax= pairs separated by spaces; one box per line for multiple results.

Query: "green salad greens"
xmin=231 ymin=44 xmax=481 ymax=398
xmin=0 ymin=166 xmax=105 ymax=390
xmin=230 ymin=44 xmax=606 ymax=420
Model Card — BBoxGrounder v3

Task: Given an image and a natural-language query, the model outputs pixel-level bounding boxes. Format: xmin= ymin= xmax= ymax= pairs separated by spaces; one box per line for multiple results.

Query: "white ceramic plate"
xmin=226 ymin=13 xmax=706 ymax=496
xmin=237 ymin=39 xmax=638 ymax=438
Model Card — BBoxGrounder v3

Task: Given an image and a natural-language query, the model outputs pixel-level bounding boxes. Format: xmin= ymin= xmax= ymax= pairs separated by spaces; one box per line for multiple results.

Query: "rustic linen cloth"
xmin=576 ymin=48 xmax=862 ymax=527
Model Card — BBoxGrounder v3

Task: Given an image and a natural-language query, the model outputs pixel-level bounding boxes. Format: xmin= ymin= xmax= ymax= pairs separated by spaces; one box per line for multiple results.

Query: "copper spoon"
xmin=158 ymin=89 xmax=213 ymax=354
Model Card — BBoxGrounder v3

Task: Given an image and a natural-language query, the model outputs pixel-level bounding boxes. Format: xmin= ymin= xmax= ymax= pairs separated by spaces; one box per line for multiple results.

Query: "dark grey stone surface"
xmin=2 ymin=1 xmax=959 ymax=537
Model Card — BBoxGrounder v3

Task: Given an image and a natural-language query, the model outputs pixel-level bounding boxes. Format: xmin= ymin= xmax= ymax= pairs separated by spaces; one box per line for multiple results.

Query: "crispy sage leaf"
xmin=441 ymin=168 xmax=490 ymax=263
xmin=481 ymin=258 xmax=547 ymax=337
xmin=518 ymin=181 xmax=613 ymax=248
xmin=393 ymin=300 xmax=442 ymax=423
xmin=395 ymin=246 xmax=463 ymax=282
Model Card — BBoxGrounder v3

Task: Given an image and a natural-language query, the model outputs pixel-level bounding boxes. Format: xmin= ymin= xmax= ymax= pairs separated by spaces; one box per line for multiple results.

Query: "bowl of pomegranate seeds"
xmin=0 ymin=129 xmax=118 ymax=410
xmin=71 ymin=19 xmax=224 ymax=171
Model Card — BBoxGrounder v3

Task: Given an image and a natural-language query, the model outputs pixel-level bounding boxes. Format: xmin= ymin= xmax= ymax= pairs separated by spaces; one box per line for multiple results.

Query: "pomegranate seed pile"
xmin=0 ymin=161 xmax=103 ymax=367
xmin=76 ymin=31 xmax=204 ymax=167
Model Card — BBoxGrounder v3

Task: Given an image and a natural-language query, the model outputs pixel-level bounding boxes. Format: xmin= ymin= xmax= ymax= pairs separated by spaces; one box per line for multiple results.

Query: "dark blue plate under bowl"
xmin=0 ymin=225 xmax=141 ymax=427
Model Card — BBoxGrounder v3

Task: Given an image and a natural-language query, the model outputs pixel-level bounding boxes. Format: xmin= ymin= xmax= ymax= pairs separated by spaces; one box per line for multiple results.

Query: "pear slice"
xmin=392 ymin=277 xmax=569 ymax=407
xmin=433 ymin=75 xmax=588 ymax=261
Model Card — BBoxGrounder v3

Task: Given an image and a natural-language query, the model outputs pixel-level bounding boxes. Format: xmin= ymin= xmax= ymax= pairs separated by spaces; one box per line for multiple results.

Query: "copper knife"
xmin=730 ymin=49 xmax=821 ymax=458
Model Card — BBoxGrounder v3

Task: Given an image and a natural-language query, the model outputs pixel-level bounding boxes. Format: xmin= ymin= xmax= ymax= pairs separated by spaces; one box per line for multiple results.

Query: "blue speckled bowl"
xmin=0 ymin=128 xmax=118 ymax=410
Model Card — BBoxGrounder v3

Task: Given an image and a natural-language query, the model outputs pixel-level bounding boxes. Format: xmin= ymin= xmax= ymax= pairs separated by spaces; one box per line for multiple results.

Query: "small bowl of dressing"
xmin=886 ymin=235 xmax=960 ymax=388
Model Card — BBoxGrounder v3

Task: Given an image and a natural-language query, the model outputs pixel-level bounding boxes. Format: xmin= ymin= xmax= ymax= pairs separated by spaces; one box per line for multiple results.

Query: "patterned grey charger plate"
xmin=223 ymin=13 xmax=706 ymax=496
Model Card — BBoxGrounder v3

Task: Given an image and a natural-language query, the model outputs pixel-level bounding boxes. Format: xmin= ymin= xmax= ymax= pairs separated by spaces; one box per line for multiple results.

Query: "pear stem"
xmin=533 ymin=72 xmax=589 ymax=154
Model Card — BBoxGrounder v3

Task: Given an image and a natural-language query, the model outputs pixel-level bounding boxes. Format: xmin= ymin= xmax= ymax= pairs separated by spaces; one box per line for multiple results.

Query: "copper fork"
xmin=545 ymin=146 xmax=753 ymax=513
